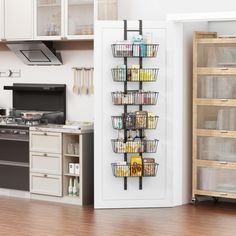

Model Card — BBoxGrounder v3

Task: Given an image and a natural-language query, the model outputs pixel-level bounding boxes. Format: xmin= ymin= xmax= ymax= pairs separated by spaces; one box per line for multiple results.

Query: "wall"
xmin=0 ymin=42 xmax=94 ymax=122
xmin=118 ymin=0 xmax=236 ymax=21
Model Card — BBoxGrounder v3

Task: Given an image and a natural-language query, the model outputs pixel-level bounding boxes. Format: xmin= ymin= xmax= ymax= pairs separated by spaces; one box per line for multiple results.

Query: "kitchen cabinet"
xmin=30 ymin=131 xmax=62 ymax=154
xmin=96 ymin=0 xmax=117 ymax=20
xmin=192 ymin=32 xmax=236 ymax=203
xmin=30 ymin=131 xmax=62 ymax=197
xmin=29 ymin=127 xmax=94 ymax=205
xmin=30 ymin=173 xmax=62 ymax=196
xmin=34 ymin=0 xmax=94 ymax=40
xmin=2 ymin=0 xmax=33 ymax=41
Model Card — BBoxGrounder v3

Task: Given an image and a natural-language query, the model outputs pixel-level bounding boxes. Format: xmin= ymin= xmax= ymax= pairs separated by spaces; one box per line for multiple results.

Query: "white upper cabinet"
xmin=34 ymin=0 xmax=94 ymax=40
xmin=34 ymin=0 xmax=64 ymax=40
xmin=65 ymin=0 xmax=94 ymax=40
xmin=4 ymin=0 xmax=33 ymax=40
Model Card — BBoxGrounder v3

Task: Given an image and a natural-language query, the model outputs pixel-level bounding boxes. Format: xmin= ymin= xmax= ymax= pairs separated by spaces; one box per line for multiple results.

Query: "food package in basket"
xmin=135 ymin=111 xmax=148 ymax=129
xmin=140 ymin=69 xmax=154 ymax=81
xmin=131 ymin=156 xmax=142 ymax=176
xmin=115 ymin=162 xmax=130 ymax=177
xmin=147 ymin=112 xmax=156 ymax=129
xmin=143 ymin=158 xmax=155 ymax=176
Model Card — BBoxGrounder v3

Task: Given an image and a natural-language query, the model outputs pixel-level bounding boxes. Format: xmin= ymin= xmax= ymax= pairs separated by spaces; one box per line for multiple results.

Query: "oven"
xmin=0 ymin=83 xmax=66 ymax=191
xmin=0 ymin=126 xmax=29 ymax=191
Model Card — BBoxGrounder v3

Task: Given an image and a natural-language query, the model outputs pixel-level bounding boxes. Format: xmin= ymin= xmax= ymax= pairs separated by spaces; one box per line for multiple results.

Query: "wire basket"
xmin=111 ymin=91 xmax=159 ymax=105
xmin=111 ymin=68 xmax=159 ymax=82
xmin=111 ymin=139 xmax=159 ymax=153
xmin=111 ymin=163 xmax=159 ymax=177
xmin=111 ymin=114 xmax=159 ymax=130
xmin=111 ymin=44 xmax=159 ymax=58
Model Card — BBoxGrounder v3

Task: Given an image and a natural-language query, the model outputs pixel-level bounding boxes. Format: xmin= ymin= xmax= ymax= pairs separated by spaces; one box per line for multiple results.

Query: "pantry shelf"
xmin=112 ymin=115 xmax=159 ymax=130
xmin=64 ymin=173 xmax=80 ymax=177
xmin=111 ymin=163 xmax=159 ymax=177
xmin=197 ymin=67 xmax=236 ymax=75
xmin=111 ymin=68 xmax=159 ymax=82
xmin=111 ymin=139 xmax=159 ymax=153
xmin=110 ymin=20 xmax=160 ymax=190
xmin=111 ymin=91 xmax=159 ymax=105
xmin=195 ymin=99 xmax=236 ymax=106
xmin=64 ymin=154 xmax=80 ymax=158
xmin=111 ymin=44 xmax=159 ymax=58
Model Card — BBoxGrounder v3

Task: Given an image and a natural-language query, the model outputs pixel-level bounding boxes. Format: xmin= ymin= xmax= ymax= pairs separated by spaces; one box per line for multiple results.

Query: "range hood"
xmin=6 ymin=41 xmax=62 ymax=66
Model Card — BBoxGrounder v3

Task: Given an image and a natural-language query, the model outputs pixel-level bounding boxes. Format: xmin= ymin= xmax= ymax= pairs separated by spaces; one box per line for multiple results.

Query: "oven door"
xmin=0 ymin=132 xmax=29 ymax=191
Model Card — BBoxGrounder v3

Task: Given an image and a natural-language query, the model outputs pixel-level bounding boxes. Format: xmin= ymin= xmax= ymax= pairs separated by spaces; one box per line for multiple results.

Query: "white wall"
xmin=118 ymin=0 xmax=236 ymax=21
xmin=0 ymin=42 xmax=94 ymax=122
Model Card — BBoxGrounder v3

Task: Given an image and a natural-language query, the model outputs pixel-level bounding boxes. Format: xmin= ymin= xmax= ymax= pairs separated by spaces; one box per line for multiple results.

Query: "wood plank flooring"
xmin=0 ymin=197 xmax=236 ymax=236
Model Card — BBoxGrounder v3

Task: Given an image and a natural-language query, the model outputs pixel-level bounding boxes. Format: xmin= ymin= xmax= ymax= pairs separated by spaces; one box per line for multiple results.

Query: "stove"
xmin=0 ymin=83 xmax=66 ymax=191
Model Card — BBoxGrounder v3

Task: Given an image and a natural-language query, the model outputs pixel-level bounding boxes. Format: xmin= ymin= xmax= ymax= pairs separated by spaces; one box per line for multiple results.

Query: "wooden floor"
xmin=0 ymin=197 xmax=236 ymax=236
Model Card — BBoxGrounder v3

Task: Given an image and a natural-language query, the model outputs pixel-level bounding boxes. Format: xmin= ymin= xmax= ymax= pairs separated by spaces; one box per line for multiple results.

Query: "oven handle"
xmin=0 ymin=137 xmax=29 ymax=142
xmin=0 ymin=160 xmax=29 ymax=167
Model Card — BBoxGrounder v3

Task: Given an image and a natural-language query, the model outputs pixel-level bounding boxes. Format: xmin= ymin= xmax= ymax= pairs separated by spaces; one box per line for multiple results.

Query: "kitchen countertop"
xmin=29 ymin=123 xmax=94 ymax=134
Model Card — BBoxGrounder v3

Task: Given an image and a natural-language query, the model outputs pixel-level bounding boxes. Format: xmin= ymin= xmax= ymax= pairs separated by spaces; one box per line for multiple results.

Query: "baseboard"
xmin=0 ymin=188 xmax=30 ymax=199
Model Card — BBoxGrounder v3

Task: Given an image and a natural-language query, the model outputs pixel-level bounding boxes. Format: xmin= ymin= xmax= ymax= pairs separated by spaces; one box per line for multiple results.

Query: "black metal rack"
xmin=111 ymin=20 xmax=159 ymax=190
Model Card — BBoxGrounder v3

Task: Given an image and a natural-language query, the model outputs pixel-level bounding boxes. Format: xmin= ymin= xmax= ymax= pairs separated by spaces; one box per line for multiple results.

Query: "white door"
xmin=4 ymin=0 xmax=33 ymax=40
xmin=0 ymin=0 xmax=4 ymax=40
xmin=64 ymin=0 xmax=94 ymax=40
xmin=34 ymin=0 xmax=64 ymax=40
xmin=94 ymin=21 xmax=173 ymax=208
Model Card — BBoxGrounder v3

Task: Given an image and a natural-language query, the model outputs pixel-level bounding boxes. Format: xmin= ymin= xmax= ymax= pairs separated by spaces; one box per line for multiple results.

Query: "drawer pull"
xmin=221 ymin=99 xmax=229 ymax=102
xmin=44 ymin=133 xmax=47 ymax=136
xmin=219 ymin=193 xmax=228 ymax=196
xmin=221 ymin=67 xmax=229 ymax=70
xmin=44 ymin=174 xmax=48 ymax=178
xmin=44 ymin=153 xmax=47 ymax=157
xmin=220 ymin=130 xmax=228 ymax=134
xmin=219 ymin=161 xmax=228 ymax=165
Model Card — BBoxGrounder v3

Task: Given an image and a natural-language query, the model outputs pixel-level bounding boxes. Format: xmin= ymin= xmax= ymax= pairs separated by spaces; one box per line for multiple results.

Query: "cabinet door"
xmin=30 ymin=173 xmax=62 ymax=196
xmin=34 ymin=0 xmax=64 ymax=40
xmin=4 ymin=0 xmax=33 ymax=40
xmin=30 ymin=152 xmax=62 ymax=175
xmin=0 ymin=0 xmax=4 ymax=40
xmin=65 ymin=0 xmax=94 ymax=40
xmin=30 ymin=131 xmax=62 ymax=154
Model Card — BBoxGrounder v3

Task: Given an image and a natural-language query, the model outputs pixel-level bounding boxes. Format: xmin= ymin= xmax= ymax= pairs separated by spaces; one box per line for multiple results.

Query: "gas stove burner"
xmin=24 ymin=119 xmax=41 ymax=126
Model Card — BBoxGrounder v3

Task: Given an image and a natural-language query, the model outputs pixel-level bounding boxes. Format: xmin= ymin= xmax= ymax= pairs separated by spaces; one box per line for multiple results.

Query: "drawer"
xmin=30 ymin=152 xmax=62 ymax=175
xmin=30 ymin=173 xmax=62 ymax=197
xmin=30 ymin=131 xmax=62 ymax=154
xmin=197 ymin=167 xmax=236 ymax=194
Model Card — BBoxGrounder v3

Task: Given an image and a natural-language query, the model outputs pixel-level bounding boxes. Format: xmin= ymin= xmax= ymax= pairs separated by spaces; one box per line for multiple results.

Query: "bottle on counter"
xmin=68 ymin=178 xmax=73 ymax=196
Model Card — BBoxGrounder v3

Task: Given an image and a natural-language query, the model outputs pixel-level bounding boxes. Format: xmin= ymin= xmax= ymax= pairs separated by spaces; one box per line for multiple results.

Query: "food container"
xmin=130 ymin=156 xmax=142 ymax=176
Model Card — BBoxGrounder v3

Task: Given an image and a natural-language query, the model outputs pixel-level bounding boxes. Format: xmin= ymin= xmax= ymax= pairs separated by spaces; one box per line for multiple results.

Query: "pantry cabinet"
xmin=1 ymin=0 xmax=33 ymax=41
xmin=192 ymin=32 xmax=236 ymax=203
xmin=34 ymin=0 xmax=94 ymax=40
xmin=29 ymin=128 xmax=94 ymax=205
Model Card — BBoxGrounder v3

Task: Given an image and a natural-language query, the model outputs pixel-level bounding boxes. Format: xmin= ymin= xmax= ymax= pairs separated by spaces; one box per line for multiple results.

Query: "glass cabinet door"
xmin=66 ymin=0 xmax=94 ymax=37
xmin=197 ymin=42 xmax=236 ymax=68
xmin=35 ymin=0 xmax=63 ymax=38
xmin=198 ymin=75 xmax=236 ymax=99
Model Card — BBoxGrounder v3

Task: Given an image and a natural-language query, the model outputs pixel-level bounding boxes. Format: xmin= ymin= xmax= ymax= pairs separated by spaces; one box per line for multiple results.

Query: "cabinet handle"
xmin=44 ymin=132 xmax=47 ymax=136
xmin=44 ymin=153 xmax=47 ymax=157
xmin=221 ymin=67 xmax=229 ymax=70
xmin=219 ymin=161 xmax=228 ymax=165
xmin=221 ymin=99 xmax=229 ymax=102
xmin=44 ymin=174 xmax=48 ymax=178
xmin=220 ymin=130 xmax=228 ymax=134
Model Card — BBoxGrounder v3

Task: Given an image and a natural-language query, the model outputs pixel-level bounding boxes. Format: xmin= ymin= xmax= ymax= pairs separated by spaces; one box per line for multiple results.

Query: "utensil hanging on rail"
xmin=72 ymin=67 xmax=94 ymax=95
